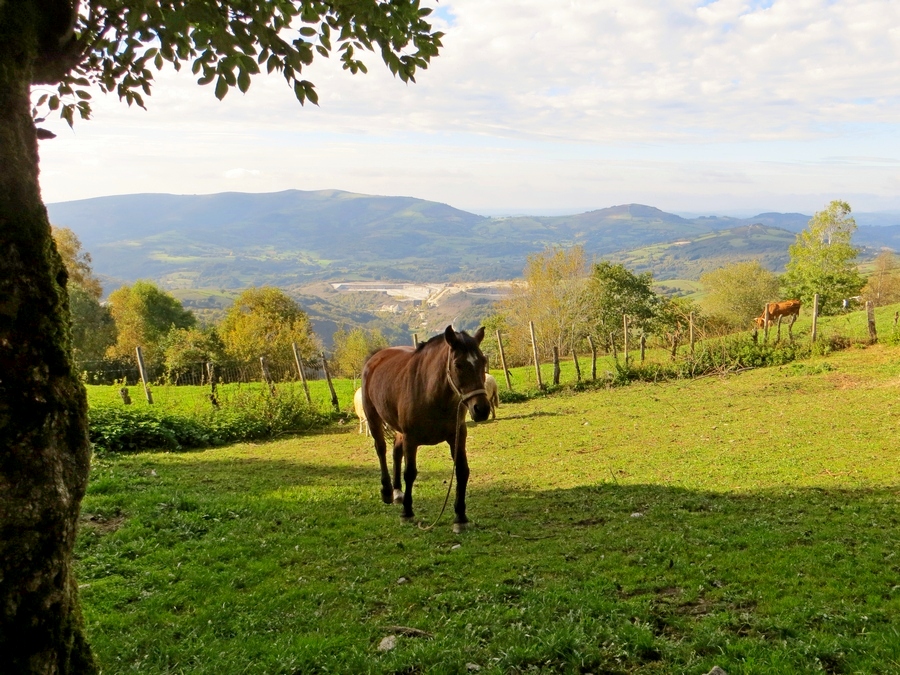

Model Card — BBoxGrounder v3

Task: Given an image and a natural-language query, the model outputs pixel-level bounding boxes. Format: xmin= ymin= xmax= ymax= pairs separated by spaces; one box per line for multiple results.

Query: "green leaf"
xmin=237 ymin=69 xmax=251 ymax=94
xmin=214 ymin=75 xmax=229 ymax=100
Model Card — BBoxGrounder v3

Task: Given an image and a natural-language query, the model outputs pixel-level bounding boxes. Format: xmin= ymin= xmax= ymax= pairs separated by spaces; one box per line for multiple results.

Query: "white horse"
xmin=484 ymin=373 xmax=499 ymax=420
xmin=353 ymin=387 xmax=369 ymax=436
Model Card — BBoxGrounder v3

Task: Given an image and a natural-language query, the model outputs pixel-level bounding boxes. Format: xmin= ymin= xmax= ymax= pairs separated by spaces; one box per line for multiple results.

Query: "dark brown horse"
xmin=361 ymin=325 xmax=491 ymax=532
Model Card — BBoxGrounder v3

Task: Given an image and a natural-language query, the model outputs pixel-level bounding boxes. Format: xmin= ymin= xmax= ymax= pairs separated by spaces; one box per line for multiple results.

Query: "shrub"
xmin=89 ymin=390 xmax=330 ymax=454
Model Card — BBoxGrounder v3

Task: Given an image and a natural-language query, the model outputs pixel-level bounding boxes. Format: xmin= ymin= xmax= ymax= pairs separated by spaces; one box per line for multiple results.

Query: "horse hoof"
xmin=381 ymin=491 xmax=393 ymax=505
xmin=452 ymin=522 xmax=468 ymax=534
xmin=400 ymin=515 xmax=415 ymax=524
xmin=392 ymin=489 xmax=404 ymax=505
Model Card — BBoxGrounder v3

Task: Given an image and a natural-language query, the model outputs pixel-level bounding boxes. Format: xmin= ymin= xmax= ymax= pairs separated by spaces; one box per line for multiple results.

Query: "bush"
xmin=89 ymin=390 xmax=330 ymax=454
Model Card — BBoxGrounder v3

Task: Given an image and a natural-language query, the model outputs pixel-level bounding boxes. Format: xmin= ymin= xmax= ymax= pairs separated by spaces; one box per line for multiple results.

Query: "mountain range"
xmin=49 ymin=188 xmax=899 ymax=292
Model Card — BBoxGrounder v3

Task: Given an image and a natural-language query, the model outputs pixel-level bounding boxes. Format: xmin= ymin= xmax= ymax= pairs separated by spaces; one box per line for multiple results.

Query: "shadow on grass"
xmin=78 ymin=453 xmax=900 ymax=674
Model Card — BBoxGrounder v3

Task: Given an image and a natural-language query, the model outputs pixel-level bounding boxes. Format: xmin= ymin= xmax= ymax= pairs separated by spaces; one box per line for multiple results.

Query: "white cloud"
xmin=36 ymin=0 xmax=900 ymax=213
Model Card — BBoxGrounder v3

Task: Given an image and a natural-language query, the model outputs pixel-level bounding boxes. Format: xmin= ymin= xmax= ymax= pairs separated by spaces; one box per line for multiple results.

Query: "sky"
xmin=36 ymin=0 xmax=900 ymax=217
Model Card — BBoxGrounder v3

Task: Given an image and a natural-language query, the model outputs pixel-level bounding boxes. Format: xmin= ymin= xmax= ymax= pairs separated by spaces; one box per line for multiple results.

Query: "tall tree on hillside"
xmin=69 ymin=285 xmax=117 ymax=368
xmin=862 ymin=251 xmax=900 ymax=307
xmin=781 ymin=201 xmax=865 ymax=315
xmin=700 ymin=261 xmax=781 ymax=329
xmin=219 ymin=287 xmax=320 ymax=372
xmin=498 ymin=246 xmax=589 ymax=365
xmin=107 ymin=281 xmax=197 ymax=366
xmin=52 ymin=226 xmax=103 ymax=299
xmin=585 ymin=261 xmax=658 ymax=352
xmin=162 ymin=326 xmax=228 ymax=384
xmin=332 ymin=326 xmax=388 ymax=379
xmin=1 ymin=5 xmax=441 ymax=668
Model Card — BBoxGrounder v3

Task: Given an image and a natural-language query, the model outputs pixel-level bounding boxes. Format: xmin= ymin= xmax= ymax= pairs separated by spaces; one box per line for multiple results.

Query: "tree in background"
xmin=220 ymin=287 xmax=319 ymax=372
xmin=52 ymin=226 xmax=103 ymax=299
xmin=700 ymin=261 xmax=780 ymax=329
xmin=331 ymin=326 xmax=389 ymax=379
xmin=585 ymin=261 xmax=658 ymax=352
xmin=106 ymin=281 xmax=196 ymax=367
xmin=650 ymin=296 xmax=704 ymax=358
xmin=69 ymin=285 xmax=117 ymax=369
xmin=51 ymin=226 xmax=117 ymax=367
xmin=1 ymin=3 xmax=441 ymax=668
xmin=162 ymin=326 xmax=228 ymax=384
xmin=497 ymin=246 xmax=589 ymax=365
xmin=862 ymin=251 xmax=900 ymax=307
xmin=782 ymin=201 xmax=865 ymax=315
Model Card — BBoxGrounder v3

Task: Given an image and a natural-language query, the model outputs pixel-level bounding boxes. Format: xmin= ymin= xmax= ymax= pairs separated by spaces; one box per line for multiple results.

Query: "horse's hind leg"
xmin=391 ymin=435 xmax=404 ymax=505
xmin=400 ymin=440 xmax=418 ymax=522
xmin=369 ymin=413 xmax=393 ymax=505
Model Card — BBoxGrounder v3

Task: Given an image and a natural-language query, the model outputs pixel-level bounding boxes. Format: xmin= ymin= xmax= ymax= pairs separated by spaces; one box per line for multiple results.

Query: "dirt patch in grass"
xmin=80 ymin=511 xmax=126 ymax=535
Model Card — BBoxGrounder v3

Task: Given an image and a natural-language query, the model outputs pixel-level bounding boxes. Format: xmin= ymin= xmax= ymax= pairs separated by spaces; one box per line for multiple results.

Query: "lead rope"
xmin=418 ymin=347 xmax=486 ymax=532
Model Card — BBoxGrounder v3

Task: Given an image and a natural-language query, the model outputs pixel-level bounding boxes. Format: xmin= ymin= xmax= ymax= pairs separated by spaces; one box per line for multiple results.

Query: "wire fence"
xmin=81 ymin=301 xmax=900 ymax=414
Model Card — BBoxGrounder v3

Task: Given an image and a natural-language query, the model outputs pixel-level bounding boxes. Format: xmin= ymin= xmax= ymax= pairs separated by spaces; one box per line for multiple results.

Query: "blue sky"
xmin=36 ymin=0 xmax=900 ymax=217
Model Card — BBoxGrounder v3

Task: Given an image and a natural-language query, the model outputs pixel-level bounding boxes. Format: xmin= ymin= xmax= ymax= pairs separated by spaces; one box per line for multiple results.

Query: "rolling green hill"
xmin=47 ymin=190 xmax=826 ymax=289
xmin=608 ymin=224 xmax=796 ymax=280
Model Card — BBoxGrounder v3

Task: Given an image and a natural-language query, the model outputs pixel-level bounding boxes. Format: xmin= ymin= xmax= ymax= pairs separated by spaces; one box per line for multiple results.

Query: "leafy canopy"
xmin=219 ymin=286 xmax=319 ymax=370
xmin=782 ymin=200 xmax=865 ymax=315
xmin=331 ymin=326 xmax=388 ymax=379
xmin=585 ymin=261 xmax=658 ymax=350
xmin=862 ymin=251 xmax=900 ymax=308
xmin=51 ymin=226 xmax=103 ymax=299
xmin=106 ymin=280 xmax=197 ymax=364
xmin=33 ymin=0 xmax=443 ymax=126
xmin=700 ymin=260 xmax=780 ymax=329
xmin=69 ymin=284 xmax=117 ymax=367
xmin=496 ymin=246 xmax=589 ymax=365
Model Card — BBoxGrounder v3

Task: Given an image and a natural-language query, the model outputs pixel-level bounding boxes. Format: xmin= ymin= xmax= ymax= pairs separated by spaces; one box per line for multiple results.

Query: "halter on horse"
xmin=361 ymin=326 xmax=490 ymax=532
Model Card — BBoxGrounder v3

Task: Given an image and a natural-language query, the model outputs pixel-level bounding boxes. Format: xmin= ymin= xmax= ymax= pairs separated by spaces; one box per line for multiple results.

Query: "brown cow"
xmin=755 ymin=299 xmax=801 ymax=338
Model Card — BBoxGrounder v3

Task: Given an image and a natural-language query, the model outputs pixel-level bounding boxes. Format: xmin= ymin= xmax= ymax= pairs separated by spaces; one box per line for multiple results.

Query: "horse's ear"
xmin=444 ymin=325 xmax=459 ymax=348
xmin=474 ymin=326 xmax=485 ymax=344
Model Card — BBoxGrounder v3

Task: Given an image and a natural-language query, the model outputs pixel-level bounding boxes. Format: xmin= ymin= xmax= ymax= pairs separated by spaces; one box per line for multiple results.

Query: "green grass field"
xmin=76 ymin=337 xmax=900 ymax=674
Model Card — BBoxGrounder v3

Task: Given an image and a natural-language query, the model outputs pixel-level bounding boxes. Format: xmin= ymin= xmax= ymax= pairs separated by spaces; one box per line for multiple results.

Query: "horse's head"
xmin=444 ymin=325 xmax=491 ymax=422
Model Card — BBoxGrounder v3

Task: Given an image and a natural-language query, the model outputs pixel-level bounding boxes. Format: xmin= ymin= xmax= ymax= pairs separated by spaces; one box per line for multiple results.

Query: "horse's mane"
xmin=416 ymin=333 xmax=446 ymax=351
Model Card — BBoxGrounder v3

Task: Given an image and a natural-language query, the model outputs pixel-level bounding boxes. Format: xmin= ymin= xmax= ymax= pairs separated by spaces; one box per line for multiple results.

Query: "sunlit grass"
xmin=77 ymin=343 xmax=900 ymax=673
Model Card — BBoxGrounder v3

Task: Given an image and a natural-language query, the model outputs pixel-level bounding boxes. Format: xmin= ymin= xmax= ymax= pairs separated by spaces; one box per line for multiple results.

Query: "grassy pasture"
xmin=76 ymin=343 xmax=900 ymax=674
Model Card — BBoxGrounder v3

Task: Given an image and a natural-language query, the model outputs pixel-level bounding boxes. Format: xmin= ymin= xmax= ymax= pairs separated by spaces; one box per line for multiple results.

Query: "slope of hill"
xmin=608 ymin=224 xmax=796 ymax=280
xmin=50 ymin=190 xmax=863 ymax=290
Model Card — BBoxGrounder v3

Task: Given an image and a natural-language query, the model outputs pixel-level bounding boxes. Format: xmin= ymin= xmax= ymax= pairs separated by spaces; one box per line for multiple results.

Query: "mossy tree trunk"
xmin=0 ymin=3 xmax=97 ymax=673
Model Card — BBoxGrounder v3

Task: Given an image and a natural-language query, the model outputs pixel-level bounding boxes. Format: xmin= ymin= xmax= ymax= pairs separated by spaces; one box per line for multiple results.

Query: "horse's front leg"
xmin=451 ymin=431 xmax=470 ymax=533
xmin=401 ymin=440 xmax=418 ymax=522
xmin=391 ymin=434 xmax=404 ymax=505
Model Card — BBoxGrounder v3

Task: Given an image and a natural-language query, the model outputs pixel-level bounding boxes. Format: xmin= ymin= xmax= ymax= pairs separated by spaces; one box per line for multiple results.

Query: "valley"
xmin=47 ymin=189 xmax=900 ymax=344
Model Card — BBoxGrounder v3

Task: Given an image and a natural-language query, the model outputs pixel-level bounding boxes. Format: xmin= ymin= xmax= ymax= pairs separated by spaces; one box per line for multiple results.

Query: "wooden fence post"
xmin=206 ymin=362 xmax=219 ymax=408
xmin=623 ymin=315 xmax=629 ymax=365
xmin=135 ymin=346 xmax=153 ymax=404
xmin=866 ymin=300 xmax=877 ymax=343
xmin=552 ymin=346 xmax=561 ymax=385
xmin=259 ymin=356 xmax=276 ymax=396
xmin=811 ymin=293 xmax=819 ymax=343
xmin=529 ymin=321 xmax=544 ymax=389
xmin=689 ymin=312 xmax=695 ymax=354
xmin=763 ymin=305 xmax=770 ymax=344
xmin=587 ymin=335 xmax=597 ymax=380
xmin=572 ymin=342 xmax=582 ymax=381
xmin=321 ymin=353 xmax=340 ymax=412
xmin=413 ymin=333 xmax=419 ymax=348
xmin=292 ymin=342 xmax=312 ymax=405
xmin=496 ymin=330 xmax=512 ymax=390
xmin=640 ymin=334 xmax=646 ymax=362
